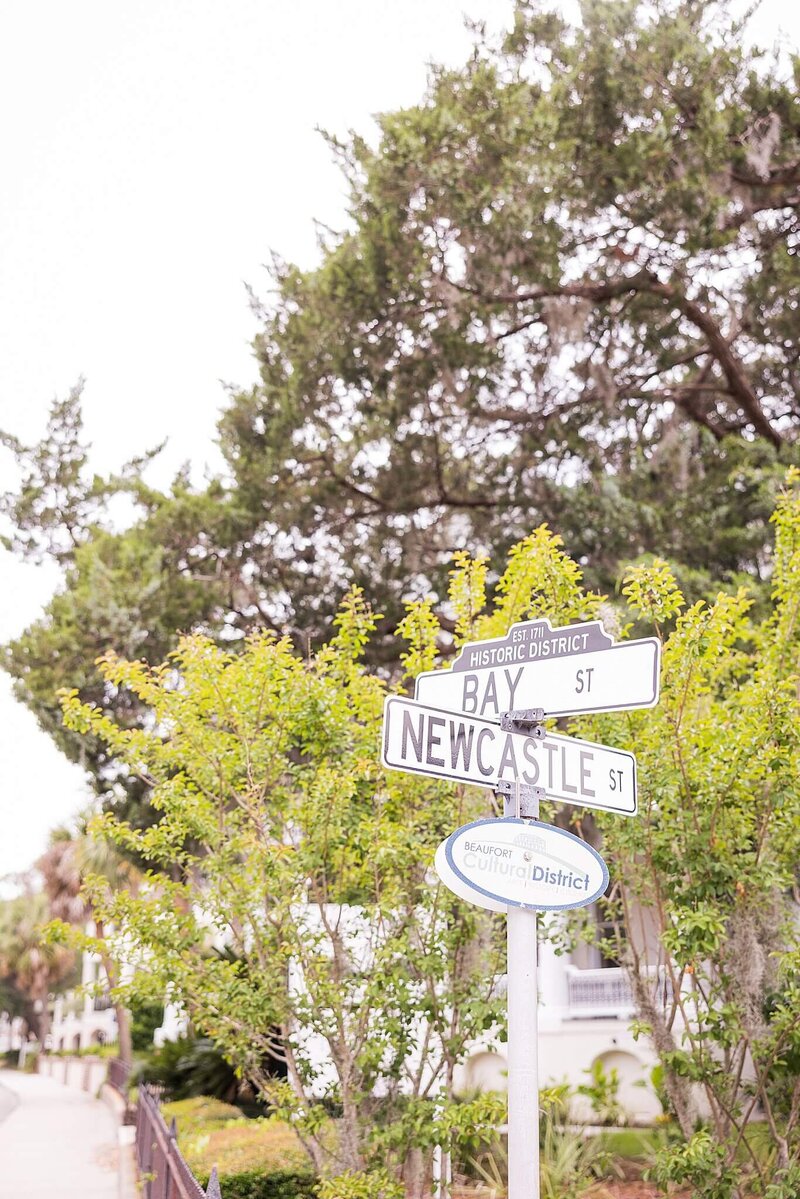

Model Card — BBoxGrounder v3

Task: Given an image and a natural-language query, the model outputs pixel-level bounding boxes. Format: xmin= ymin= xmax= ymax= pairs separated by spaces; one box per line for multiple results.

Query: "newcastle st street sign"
xmin=414 ymin=617 xmax=660 ymax=719
xmin=382 ymin=696 xmax=637 ymax=815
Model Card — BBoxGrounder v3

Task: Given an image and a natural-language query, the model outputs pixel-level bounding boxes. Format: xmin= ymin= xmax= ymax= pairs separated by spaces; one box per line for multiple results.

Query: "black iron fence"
xmin=135 ymin=1083 xmax=222 ymax=1198
xmin=108 ymin=1056 xmax=130 ymax=1094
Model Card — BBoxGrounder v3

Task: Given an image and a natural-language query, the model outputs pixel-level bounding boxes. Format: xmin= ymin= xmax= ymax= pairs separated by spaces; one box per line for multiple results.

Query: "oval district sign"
xmin=435 ymin=818 xmax=609 ymax=912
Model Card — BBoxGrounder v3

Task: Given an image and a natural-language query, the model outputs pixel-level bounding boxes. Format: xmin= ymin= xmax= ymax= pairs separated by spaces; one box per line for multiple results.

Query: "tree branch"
xmin=450 ymin=268 xmax=783 ymax=447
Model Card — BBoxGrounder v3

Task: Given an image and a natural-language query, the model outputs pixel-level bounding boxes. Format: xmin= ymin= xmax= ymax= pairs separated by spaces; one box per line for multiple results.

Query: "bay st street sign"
xmin=382 ymin=696 xmax=637 ymax=814
xmin=434 ymin=817 xmax=609 ymax=912
xmin=414 ymin=617 xmax=660 ymax=720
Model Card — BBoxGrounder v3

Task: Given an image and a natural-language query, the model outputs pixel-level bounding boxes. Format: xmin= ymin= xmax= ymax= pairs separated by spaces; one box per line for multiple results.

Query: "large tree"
xmin=54 ymin=590 xmax=510 ymax=1199
xmin=2 ymin=0 xmax=798 ymax=798
xmin=214 ymin=0 xmax=799 ymax=626
xmin=0 ymin=889 xmax=75 ymax=1042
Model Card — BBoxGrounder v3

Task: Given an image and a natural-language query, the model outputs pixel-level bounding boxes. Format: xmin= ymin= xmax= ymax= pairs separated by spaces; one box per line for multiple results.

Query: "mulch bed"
xmin=587 ymin=1185 xmax=686 ymax=1198
xmin=451 ymin=1185 xmax=690 ymax=1199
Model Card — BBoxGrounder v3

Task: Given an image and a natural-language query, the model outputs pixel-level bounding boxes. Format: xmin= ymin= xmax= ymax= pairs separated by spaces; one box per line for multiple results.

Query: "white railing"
xmin=565 ymin=966 xmax=634 ymax=1018
xmin=565 ymin=965 xmax=673 ymax=1019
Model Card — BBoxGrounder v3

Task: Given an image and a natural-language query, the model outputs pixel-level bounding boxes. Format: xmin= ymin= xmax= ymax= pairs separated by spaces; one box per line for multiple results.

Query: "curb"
xmin=101 ymin=1083 xmax=139 ymax=1199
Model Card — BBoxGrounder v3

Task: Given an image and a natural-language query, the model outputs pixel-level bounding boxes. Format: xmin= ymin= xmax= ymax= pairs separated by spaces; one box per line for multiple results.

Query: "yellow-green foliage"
xmin=316 ymin=1169 xmax=403 ymax=1199
xmin=162 ymin=1098 xmax=309 ymax=1177
xmin=162 ymin=1096 xmax=242 ymax=1136
xmin=54 ymin=473 xmax=800 ymax=1199
xmin=56 ymin=585 xmax=504 ymax=1184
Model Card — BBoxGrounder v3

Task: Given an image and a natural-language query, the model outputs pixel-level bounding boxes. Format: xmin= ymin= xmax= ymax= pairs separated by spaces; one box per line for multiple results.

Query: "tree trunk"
xmin=629 ymin=966 xmax=698 ymax=1138
xmin=115 ymin=1001 xmax=133 ymax=1068
xmin=93 ymin=919 xmax=133 ymax=1067
xmin=339 ymin=1088 xmax=365 ymax=1174
xmin=402 ymin=1147 xmax=427 ymax=1199
xmin=35 ymin=995 xmax=51 ymax=1046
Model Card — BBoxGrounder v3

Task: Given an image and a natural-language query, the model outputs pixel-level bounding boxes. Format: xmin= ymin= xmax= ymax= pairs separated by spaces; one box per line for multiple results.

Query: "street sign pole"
xmin=500 ymin=711 xmax=546 ymax=1199
xmin=508 ymin=900 xmax=539 ymax=1199
xmin=505 ymin=784 xmax=540 ymax=1199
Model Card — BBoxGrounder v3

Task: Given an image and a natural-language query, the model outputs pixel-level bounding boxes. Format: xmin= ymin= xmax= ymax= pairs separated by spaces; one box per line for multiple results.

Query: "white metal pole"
xmin=506 ymin=776 xmax=540 ymax=1199
xmin=507 ymin=905 xmax=539 ymax=1199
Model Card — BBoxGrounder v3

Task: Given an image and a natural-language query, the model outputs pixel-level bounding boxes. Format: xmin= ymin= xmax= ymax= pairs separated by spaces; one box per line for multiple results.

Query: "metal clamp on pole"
xmin=500 ymin=708 xmax=546 ymax=738
xmin=494 ymin=780 xmax=545 ymax=821
xmin=497 ymin=709 xmax=547 ymax=819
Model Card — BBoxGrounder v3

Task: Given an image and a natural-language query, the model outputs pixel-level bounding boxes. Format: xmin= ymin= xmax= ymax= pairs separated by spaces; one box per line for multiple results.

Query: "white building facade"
xmin=48 ymin=945 xmax=117 ymax=1052
xmin=456 ymin=938 xmax=661 ymax=1123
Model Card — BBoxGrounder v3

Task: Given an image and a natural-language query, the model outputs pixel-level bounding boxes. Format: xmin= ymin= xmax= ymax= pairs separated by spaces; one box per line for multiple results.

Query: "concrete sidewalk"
xmin=0 ymin=1083 xmax=17 ymax=1125
xmin=0 ymin=1069 xmax=120 ymax=1198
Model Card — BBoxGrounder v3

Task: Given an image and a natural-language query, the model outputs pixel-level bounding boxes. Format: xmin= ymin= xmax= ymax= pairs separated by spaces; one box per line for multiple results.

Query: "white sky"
xmin=0 ymin=0 xmax=797 ymax=880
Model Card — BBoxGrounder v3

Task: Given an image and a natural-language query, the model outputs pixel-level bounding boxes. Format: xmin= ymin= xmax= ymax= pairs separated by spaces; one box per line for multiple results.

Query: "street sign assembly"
xmin=380 ymin=613 xmax=659 ymax=1199
xmin=382 ymin=695 xmax=637 ymax=814
xmin=414 ymin=617 xmax=660 ymax=719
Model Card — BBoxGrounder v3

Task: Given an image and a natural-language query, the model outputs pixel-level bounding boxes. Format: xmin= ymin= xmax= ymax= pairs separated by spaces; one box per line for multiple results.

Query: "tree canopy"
xmin=55 ymin=589 xmax=508 ymax=1198
xmin=218 ymin=0 xmax=799 ymax=625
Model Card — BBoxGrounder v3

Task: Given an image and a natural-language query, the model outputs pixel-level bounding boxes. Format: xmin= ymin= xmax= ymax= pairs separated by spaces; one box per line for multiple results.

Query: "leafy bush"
xmin=161 ymin=1096 xmax=242 ymax=1137
xmin=130 ymin=1000 xmax=164 ymax=1052
xmin=163 ymin=1096 xmax=310 ymax=1179
xmin=315 ymin=1170 xmax=403 ymax=1199
xmin=195 ymin=1170 xmax=316 ymax=1199
xmin=136 ymin=1036 xmax=239 ymax=1101
xmin=48 ymin=1043 xmax=117 ymax=1059
xmin=576 ymin=1060 xmax=626 ymax=1127
xmin=469 ymin=1116 xmax=614 ymax=1199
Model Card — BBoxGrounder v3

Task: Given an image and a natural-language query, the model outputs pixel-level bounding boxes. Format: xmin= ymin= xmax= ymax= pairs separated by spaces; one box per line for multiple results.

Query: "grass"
xmin=162 ymin=1096 xmax=311 ymax=1178
xmin=596 ymin=1128 xmax=662 ymax=1160
xmin=48 ymin=1043 xmax=119 ymax=1058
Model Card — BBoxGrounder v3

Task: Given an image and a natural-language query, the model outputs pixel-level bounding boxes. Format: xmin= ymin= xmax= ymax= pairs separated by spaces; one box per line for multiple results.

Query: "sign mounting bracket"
xmin=497 ymin=709 xmax=547 ymax=820
xmin=494 ymin=780 xmax=545 ymax=820
xmin=499 ymin=708 xmax=546 ymax=737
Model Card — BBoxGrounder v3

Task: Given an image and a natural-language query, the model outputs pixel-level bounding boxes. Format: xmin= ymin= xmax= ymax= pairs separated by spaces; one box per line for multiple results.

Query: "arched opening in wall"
xmin=591 ymin=1050 xmax=661 ymax=1125
xmin=462 ymin=1052 xmax=508 ymax=1094
xmin=72 ymin=1034 xmax=81 ymax=1052
xmin=92 ymin=1030 xmax=106 ymax=1046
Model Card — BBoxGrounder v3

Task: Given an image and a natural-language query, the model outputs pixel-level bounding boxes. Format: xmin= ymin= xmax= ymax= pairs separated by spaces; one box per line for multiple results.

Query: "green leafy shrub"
xmin=469 ymin=1114 xmax=614 ymax=1199
xmin=48 ymin=1043 xmax=117 ymax=1059
xmin=130 ymin=1000 xmax=164 ymax=1052
xmin=163 ymin=1096 xmax=310 ymax=1179
xmin=315 ymin=1170 xmax=402 ymax=1199
xmin=576 ymin=1060 xmax=626 ymax=1127
xmin=161 ymin=1096 xmax=242 ymax=1136
xmin=136 ymin=1036 xmax=239 ymax=1101
xmin=195 ymin=1170 xmax=316 ymax=1199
